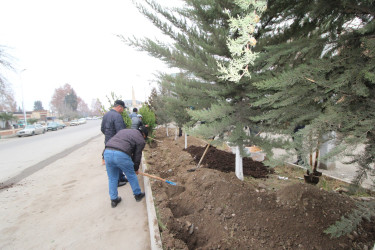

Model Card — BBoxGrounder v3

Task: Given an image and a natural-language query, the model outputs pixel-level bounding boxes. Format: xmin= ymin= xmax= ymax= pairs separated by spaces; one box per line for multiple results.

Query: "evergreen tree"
xmin=146 ymin=87 xmax=171 ymax=126
xmin=139 ymin=105 xmax=156 ymax=139
xmin=244 ymin=0 xmax=375 ymax=183
xmin=127 ymin=0 xmax=375 ymax=187
xmin=125 ymin=0 xmax=264 ymax=148
xmin=33 ymin=100 xmax=44 ymax=111
xmin=64 ymin=90 xmax=78 ymax=111
xmin=0 ymin=112 xmax=16 ymax=129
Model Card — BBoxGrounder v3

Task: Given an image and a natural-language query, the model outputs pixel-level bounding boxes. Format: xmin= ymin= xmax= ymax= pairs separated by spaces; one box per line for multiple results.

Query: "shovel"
xmin=139 ymin=172 xmax=177 ymax=186
xmin=150 ymin=137 xmax=162 ymax=143
xmin=187 ymin=143 xmax=211 ymax=172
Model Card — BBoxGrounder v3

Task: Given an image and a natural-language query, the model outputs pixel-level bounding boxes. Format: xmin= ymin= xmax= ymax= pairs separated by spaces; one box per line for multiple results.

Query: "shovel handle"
xmin=197 ymin=143 xmax=210 ymax=168
xmin=139 ymin=172 xmax=177 ymax=186
xmin=139 ymin=172 xmax=166 ymax=182
xmin=151 ymin=138 xmax=163 ymax=143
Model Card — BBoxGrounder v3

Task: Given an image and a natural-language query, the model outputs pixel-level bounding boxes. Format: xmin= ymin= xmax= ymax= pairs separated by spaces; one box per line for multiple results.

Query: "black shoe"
xmin=111 ymin=197 xmax=122 ymax=208
xmin=120 ymin=177 xmax=128 ymax=183
xmin=118 ymin=180 xmax=127 ymax=187
xmin=134 ymin=192 xmax=145 ymax=202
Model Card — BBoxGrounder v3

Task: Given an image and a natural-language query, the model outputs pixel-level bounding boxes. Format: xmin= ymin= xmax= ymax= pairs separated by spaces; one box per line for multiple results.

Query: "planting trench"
xmin=143 ymin=127 xmax=375 ymax=250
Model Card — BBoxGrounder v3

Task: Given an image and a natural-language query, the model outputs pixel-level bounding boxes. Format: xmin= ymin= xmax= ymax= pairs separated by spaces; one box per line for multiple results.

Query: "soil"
xmin=185 ymin=145 xmax=273 ymax=178
xmin=143 ymin=127 xmax=375 ymax=250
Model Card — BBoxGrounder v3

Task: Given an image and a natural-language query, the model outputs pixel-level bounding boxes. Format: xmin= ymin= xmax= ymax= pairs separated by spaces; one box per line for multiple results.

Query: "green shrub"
xmin=139 ymin=105 xmax=156 ymax=138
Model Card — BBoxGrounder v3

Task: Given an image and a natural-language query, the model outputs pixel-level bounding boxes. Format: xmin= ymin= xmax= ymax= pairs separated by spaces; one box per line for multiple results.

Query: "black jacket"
xmin=105 ymin=129 xmax=146 ymax=171
xmin=101 ymin=109 xmax=126 ymax=144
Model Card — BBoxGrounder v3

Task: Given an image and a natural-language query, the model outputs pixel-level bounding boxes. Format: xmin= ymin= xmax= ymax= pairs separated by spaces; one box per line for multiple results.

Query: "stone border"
xmin=142 ymin=156 xmax=163 ymax=250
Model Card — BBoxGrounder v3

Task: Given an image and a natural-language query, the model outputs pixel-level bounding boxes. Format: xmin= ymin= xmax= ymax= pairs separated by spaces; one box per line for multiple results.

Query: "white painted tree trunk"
xmin=175 ymin=127 xmax=178 ymax=140
xmin=235 ymin=146 xmax=244 ymax=181
xmin=185 ymin=133 xmax=187 ymax=149
xmin=166 ymin=124 xmax=169 ymax=137
xmin=319 ymin=131 xmax=336 ymax=170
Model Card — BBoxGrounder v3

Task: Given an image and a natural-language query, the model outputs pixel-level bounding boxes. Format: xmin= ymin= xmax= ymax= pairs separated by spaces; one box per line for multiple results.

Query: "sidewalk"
xmin=0 ymin=135 xmax=161 ymax=249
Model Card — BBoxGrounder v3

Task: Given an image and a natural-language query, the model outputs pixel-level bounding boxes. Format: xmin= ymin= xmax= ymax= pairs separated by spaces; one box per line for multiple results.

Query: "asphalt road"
xmin=0 ymin=120 xmax=102 ymax=185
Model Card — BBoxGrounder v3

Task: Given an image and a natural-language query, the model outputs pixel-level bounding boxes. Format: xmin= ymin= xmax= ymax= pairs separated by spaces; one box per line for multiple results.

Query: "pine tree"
xmin=126 ymin=0 xmax=375 ymax=187
xmin=245 ymin=0 xmax=375 ymax=184
xmin=125 ymin=0 xmax=265 ymax=149
xmin=138 ymin=105 xmax=156 ymax=138
xmin=33 ymin=101 xmax=44 ymax=111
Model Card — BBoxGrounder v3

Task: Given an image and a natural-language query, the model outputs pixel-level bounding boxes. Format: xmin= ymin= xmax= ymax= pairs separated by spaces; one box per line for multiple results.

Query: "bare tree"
xmin=0 ymin=46 xmax=17 ymax=112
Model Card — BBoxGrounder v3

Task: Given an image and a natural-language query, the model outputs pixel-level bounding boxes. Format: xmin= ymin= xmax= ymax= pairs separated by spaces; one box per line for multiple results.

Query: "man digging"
xmin=103 ymin=126 xmax=148 ymax=207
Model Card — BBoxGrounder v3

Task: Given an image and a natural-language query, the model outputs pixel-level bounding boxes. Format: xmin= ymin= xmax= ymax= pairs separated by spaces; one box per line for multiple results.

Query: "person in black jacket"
xmin=103 ymin=126 xmax=148 ymax=207
xmin=101 ymin=100 xmax=128 ymax=186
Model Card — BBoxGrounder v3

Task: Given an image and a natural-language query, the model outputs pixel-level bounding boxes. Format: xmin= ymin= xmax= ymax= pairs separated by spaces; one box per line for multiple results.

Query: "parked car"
xmin=70 ymin=120 xmax=80 ymax=126
xmin=16 ymin=124 xmax=46 ymax=137
xmin=58 ymin=122 xmax=66 ymax=128
xmin=47 ymin=122 xmax=64 ymax=131
xmin=78 ymin=118 xmax=86 ymax=124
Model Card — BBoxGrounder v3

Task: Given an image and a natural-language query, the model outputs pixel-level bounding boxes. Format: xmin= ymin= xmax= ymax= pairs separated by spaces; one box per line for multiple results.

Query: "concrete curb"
xmin=142 ymin=155 xmax=163 ymax=250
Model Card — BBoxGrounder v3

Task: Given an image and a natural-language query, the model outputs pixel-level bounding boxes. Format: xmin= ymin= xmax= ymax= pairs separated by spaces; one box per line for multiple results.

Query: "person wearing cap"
xmin=103 ymin=126 xmax=148 ymax=207
xmin=131 ymin=114 xmax=144 ymax=130
xmin=101 ymin=100 xmax=128 ymax=186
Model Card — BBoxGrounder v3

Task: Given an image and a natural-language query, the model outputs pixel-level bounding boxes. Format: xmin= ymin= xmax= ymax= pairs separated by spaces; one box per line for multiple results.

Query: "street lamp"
xmin=20 ymin=69 xmax=27 ymax=126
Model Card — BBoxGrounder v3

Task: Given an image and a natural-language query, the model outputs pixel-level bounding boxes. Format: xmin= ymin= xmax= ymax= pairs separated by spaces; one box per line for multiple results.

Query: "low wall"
xmin=0 ymin=128 xmax=21 ymax=138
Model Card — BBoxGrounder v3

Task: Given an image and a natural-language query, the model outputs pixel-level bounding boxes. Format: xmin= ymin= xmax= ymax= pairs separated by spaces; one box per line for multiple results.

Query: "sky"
xmin=0 ymin=0 xmax=176 ymax=111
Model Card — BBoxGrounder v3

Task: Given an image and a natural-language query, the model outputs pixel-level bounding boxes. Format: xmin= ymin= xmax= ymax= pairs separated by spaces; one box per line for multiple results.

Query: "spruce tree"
xmin=246 ymin=0 xmax=375 ymax=183
xmin=125 ymin=0 xmax=266 ymax=150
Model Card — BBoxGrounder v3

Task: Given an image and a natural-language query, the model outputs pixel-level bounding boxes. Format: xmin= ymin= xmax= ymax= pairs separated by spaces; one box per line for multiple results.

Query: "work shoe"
xmin=111 ymin=197 xmax=122 ymax=208
xmin=118 ymin=180 xmax=127 ymax=187
xmin=120 ymin=176 xmax=128 ymax=183
xmin=134 ymin=192 xmax=145 ymax=202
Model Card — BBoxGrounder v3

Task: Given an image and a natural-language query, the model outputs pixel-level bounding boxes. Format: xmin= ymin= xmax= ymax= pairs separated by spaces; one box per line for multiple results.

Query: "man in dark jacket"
xmin=103 ymin=126 xmax=148 ymax=207
xmin=101 ymin=100 xmax=126 ymax=144
xmin=129 ymin=108 xmax=138 ymax=119
xmin=101 ymin=100 xmax=128 ymax=186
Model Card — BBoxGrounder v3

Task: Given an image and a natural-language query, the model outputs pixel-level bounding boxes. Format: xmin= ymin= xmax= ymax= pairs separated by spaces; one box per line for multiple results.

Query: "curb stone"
xmin=142 ymin=155 xmax=163 ymax=250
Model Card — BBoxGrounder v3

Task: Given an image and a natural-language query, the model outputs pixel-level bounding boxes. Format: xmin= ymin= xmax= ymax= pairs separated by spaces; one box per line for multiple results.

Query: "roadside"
xmin=143 ymin=127 xmax=375 ymax=249
xmin=0 ymin=135 xmax=151 ymax=249
xmin=0 ymin=128 xmax=20 ymax=139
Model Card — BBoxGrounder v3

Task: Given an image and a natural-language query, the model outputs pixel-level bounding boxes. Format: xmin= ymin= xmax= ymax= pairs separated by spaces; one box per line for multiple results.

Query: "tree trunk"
xmin=235 ymin=146 xmax=244 ymax=181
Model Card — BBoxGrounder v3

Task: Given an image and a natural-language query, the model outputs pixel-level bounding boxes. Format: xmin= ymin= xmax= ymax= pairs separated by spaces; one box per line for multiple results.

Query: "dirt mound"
xmin=144 ymin=127 xmax=375 ymax=249
xmin=186 ymin=145 xmax=273 ymax=178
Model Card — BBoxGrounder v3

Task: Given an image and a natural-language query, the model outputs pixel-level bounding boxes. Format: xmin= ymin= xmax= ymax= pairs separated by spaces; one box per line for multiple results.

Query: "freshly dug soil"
xmin=143 ymin=127 xmax=375 ymax=250
xmin=185 ymin=145 xmax=273 ymax=178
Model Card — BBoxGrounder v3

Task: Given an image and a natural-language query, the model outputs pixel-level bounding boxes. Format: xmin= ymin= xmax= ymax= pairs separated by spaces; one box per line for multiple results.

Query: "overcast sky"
xmin=0 ymin=0 xmax=176 ymax=111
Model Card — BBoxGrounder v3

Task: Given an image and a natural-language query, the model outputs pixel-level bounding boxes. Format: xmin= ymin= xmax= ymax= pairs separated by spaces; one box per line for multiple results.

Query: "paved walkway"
xmin=0 ymin=135 xmax=161 ymax=250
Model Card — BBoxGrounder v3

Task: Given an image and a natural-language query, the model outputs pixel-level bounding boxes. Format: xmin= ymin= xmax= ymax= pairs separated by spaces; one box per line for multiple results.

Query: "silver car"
xmin=16 ymin=124 xmax=46 ymax=137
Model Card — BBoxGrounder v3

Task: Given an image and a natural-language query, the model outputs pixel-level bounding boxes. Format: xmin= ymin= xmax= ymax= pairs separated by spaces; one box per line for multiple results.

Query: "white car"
xmin=16 ymin=124 xmax=46 ymax=137
xmin=70 ymin=120 xmax=80 ymax=126
xmin=78 ymin=118 xmax=86 ymax=124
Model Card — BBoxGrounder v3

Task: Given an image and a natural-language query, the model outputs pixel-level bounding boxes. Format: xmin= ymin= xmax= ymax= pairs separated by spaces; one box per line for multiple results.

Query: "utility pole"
xmin=21 ymin=69 xmax=27 ymax=126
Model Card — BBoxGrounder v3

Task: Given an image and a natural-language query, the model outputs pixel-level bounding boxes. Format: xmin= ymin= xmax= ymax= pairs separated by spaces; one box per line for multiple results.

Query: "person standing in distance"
xmin=104 ymin=126 xmax=148 ymax=207
xmin=129 ymin=107 xmax=138 ymax=119
xmin=131 ymin=114 xmax=144 ymax=129
xmin=101 ymin=100 xmax=128 ymax=186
